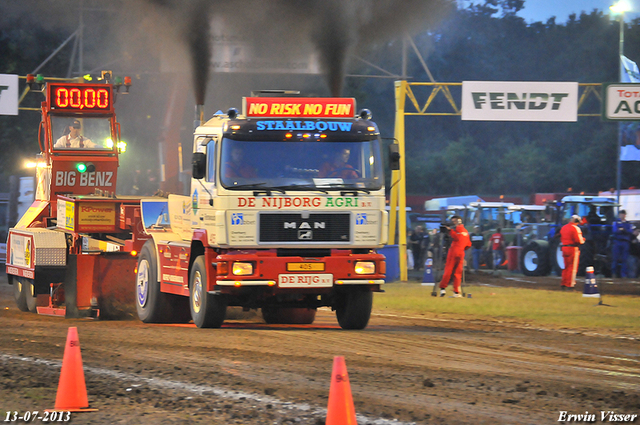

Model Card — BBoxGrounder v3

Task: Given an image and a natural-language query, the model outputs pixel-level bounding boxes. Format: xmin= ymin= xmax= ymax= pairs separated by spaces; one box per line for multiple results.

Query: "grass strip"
xmin=374 ymin=283 xmax=640 ymax=333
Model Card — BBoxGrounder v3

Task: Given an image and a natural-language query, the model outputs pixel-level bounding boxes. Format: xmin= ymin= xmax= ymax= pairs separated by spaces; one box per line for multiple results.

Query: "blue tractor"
xmin=520 ymin=196 xmax=617 ymax=277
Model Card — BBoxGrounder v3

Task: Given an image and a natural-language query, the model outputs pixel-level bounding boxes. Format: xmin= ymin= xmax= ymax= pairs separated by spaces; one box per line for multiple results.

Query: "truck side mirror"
xmin=192 ymin=152 xmax=206 ymax=180
xmin=388 ymin=144 xmax=400 ymax=170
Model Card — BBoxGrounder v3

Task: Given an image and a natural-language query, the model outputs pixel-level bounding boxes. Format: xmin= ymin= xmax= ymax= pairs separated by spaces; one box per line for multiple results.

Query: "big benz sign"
xmin=461 ymin=81 xmax=578 ymax=122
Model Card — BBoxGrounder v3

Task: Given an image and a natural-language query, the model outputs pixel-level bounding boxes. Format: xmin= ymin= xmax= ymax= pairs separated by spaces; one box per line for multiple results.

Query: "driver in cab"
xmin=318 ymin=148 xmax=358 ymax=179
xmin=54 ymin=120 xmax=97 ymax=149
xmin=224 ymin=146 xmax=257 ymax=178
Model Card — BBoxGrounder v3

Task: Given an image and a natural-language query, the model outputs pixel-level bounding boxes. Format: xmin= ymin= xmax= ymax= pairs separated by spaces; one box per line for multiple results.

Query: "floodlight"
xmin=610 ymin=1 xmax=631 ymax=15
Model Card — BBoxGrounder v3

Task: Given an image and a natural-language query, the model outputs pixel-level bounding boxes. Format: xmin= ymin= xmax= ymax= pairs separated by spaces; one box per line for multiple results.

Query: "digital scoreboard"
xmin=48 ymin=83 xmax=113 ymax=112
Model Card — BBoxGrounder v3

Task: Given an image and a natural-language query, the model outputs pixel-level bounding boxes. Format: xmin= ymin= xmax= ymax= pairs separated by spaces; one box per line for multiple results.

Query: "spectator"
xmin=131 ymin=169 xmax=142 ymax=195
xmin=490 ymin=227 xmax=505 ymax=271
xmin=585 ymin=205 xmax=602 ymax=225
xmin=438 ymin=215 xmax=471 ymax=298
xmin=612 ymin=209 xmax=634 ymax=278
xmin=470 ymin=226 xmax=484 ymax=272
xmin=410 ymin=225 xmax=429 ymax=270
xmin=628 ymin=228 xmax=640 ymax=278
xmin=560 ymin=215 xmax=585 ymax=289
xmin=406 ymin=229 xmax=415 ymax=270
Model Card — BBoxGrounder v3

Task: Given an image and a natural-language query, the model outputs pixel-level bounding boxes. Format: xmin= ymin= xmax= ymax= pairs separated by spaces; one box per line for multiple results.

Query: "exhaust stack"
xmin=194 ymin=104 xmax=204 ymax=130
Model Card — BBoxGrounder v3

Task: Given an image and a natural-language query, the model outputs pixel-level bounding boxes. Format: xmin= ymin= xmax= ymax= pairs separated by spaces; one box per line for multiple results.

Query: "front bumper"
xmin=212 ymin=250 xmax=385 ymax=292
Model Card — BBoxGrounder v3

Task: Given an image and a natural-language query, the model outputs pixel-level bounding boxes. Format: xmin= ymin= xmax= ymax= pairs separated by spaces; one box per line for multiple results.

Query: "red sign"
xmin=243 ymin=97 xmax=355 ymax=118
xmin=51 ymin=159 xmax=118 ymax=197
xmin=48 ymin=83 xmax=113 ymax=112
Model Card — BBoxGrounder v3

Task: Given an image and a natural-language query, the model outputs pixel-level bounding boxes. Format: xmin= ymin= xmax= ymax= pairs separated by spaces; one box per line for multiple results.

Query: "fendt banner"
xmin=0 ymin=74 xmax=18 ymax=116
xmin=461 ymin=81 xmax=578 ymax=122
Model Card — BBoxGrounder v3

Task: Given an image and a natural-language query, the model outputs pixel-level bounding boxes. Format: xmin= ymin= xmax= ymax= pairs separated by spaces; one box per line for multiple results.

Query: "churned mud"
xmin=1 ymin=270 xmax=638 ymax=424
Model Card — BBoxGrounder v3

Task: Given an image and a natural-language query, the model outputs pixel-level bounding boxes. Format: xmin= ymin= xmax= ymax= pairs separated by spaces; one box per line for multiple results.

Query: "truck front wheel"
xmin=190 ymin=256 xmax=227 ymax=328
xmin=13 ymin=277 xmax=28 ymax=312
xmin=335 ymin=289 xmax=373 ymax=330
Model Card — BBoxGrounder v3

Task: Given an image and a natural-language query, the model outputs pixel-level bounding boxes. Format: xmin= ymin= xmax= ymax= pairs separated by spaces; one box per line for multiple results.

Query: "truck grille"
xmin=259 ymin=213 xmax=350 ymax=243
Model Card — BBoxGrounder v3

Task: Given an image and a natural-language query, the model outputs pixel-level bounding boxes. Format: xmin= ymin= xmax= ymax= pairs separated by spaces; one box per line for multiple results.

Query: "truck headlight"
xmin=354 ymin=261 xmax=375 ymax=275
xmin=232 ymin=262 xmax=254 ymax=276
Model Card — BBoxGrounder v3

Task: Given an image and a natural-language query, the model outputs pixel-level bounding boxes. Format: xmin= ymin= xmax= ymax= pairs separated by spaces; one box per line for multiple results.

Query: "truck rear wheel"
xmin=262 ymin=307 xmax=316 ymax=325
xmin=13 ymin=278 xmax=28 ymax=312
xmin=521 ymin=240 xmax=550 ymax=276
xmin=335 ymin=289 xmax=373 ymax=330
xmin=136 ymin=240 xmax=192 ymax=323
xmin=136 ymin=240 xmax=168 ymax=323
xmin=190 ymin=256 xmax=226 ymax=328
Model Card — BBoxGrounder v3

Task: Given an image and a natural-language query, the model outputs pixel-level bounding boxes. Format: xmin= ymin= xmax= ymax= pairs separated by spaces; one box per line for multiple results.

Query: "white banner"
xmin=0 ymin=74 xmax=18 ymax=116
xmin=618 ymin=57 xmax=640 ymax=160
xmin=461 ymin=81 xmax=578 ymax=122
xmin=605 ymin=84 xmax=640 ymax=121
xmin=621 ymin=55 xmax=640 ymax=83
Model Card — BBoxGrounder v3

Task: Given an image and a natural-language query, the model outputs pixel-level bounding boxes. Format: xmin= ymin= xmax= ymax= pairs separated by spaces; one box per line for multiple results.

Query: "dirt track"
xmin=1 ymin=269 xmax=639 ymax=425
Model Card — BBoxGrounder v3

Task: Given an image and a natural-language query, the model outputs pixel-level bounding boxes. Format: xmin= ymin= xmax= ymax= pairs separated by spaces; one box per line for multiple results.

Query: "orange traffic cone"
xmin=326 ymin=356 xmax=357 ymax=425
xmin=49 ymin=327 xmax=97 ymax=412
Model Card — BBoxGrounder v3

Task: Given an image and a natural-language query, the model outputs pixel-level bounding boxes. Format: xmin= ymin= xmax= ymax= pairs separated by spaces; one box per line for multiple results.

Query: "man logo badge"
xmin=298 ymin=230 xmax=313 ymax=240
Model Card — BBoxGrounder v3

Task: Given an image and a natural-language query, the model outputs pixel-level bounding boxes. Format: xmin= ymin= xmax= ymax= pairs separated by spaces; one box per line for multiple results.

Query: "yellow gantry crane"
xmin=389 ymin=80 xmax=602 ymax=281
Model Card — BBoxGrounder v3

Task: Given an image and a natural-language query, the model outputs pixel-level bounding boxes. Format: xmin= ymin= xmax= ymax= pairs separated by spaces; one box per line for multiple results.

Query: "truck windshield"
xmin=220 ymin=138 xmax=383 ymax=191
xmin=51 ymin=116 xmax=115 ymax=151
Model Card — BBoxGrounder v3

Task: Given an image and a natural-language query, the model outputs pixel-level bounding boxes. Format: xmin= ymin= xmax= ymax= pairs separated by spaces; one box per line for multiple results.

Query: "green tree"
xmin=496 ymin=141 xmax=548 ymax=194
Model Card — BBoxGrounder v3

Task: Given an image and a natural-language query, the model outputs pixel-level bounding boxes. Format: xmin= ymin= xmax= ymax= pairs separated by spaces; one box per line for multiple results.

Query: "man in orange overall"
xmin=560 ymin=214 xmax=585 ymax=289
xmin=439 ymin=215 xmax=472 ymax=297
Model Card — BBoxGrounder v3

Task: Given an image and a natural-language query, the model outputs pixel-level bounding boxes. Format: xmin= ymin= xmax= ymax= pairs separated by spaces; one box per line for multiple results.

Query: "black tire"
xmin=521 ymin=240 xmax=550 ymax=276
xmin=550 ymin=238 xmax=564 ymax=276
xmin=136 ymin=240 xmax=194 ymax=324
xmin=190 ymin=256 xmax=227 ymax=328
xmin=13 ymin=277 xmax=28 ymax=312
xmin=335 ymin=289 xmax=373 ymax=330
xmin=136 ymin=239 xmax=168 ymax=323
xmin=262 ymin=307 xmax=316 ymax=324
xmin=24 ymin=279 xmax=38 ymax=313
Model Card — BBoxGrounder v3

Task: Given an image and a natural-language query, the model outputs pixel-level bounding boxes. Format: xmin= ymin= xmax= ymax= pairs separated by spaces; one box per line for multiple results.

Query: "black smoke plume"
xmin=145 ymin=0 xmax=453 ymax=100
xmin=0 ymin=0 xmax=454 ymax=101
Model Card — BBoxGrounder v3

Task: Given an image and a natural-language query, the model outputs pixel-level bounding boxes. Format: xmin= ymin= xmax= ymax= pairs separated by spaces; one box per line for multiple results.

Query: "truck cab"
xmin=137 ymin=96 xmax=388 ymax=329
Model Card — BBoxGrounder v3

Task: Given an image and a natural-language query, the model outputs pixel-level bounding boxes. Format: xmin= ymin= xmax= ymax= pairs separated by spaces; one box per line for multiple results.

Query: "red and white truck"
xmin=136 ymin=95 xmax=388 ymax=329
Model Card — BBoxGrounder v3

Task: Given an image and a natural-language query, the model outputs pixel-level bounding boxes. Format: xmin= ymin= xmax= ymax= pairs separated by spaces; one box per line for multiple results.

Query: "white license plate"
xmin=278 ymin=273 xmax=333 ymax=287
